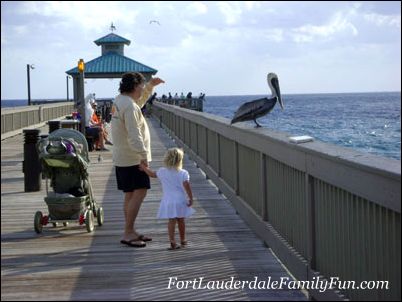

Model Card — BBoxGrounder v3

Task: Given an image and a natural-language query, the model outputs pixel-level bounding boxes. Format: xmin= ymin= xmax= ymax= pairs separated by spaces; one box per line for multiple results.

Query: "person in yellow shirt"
xmin=111 ymin=72 xmax=164 ymax=247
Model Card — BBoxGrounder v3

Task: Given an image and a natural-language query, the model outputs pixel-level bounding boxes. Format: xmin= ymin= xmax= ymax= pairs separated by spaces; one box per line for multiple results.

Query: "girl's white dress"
xmin=156 ymin=167 xmax=195 ymax=219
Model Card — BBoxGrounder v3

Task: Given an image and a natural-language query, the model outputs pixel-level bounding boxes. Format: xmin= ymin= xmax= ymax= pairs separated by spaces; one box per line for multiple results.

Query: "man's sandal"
xmin=138 ymin=234 xmax=152 ymax=242
xmin=168 ymin=242 xmax=180 ymax=250
xmin=120 ymin=239 xmax=146 ymax=248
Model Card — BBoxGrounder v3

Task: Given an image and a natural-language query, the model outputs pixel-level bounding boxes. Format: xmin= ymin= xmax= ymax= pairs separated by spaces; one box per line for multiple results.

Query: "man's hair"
xmin=119 ymin=72 xmax=145 ymax=93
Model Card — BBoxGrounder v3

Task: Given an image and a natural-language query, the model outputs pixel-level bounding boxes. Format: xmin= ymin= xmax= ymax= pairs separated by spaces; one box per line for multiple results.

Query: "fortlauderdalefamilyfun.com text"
xmin=167 ymin=276 xmax=390 ymax=293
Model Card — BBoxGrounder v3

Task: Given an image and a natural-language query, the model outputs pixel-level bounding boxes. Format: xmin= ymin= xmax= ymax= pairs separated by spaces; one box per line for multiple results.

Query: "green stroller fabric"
xmin=38 ymin=129 xmax=96 ymax=220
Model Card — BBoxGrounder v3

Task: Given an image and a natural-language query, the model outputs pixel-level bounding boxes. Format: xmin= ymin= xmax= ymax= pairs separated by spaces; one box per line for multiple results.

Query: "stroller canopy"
xmin=47 ymin=128 xmax=90 ymax=163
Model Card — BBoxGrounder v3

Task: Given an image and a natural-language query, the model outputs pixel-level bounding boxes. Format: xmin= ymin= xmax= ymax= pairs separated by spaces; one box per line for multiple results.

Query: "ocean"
xmin=2 ymin=92 xmax=401 ymax=160
xmin=1 ymin=99 xmax=67 ymax=107
xmin=202 ymin=92 xmax=401 ymax=161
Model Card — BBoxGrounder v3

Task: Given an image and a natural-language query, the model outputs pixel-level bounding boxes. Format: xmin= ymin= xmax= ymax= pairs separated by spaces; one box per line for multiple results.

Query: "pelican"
xmin=231 ymin=73 xmax=284 ymax=127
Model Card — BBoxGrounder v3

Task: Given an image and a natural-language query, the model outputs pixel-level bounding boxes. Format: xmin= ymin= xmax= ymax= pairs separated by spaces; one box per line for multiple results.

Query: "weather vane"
xmin=110 ymin=22 xmax=116 ymax=32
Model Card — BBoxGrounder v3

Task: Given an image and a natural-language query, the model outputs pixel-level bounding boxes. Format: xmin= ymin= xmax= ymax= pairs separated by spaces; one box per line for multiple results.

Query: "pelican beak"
xmin=271 ymin=76 xmax=284 ymax=110
xmin=277 ymin=95 xmax=284 ymax=110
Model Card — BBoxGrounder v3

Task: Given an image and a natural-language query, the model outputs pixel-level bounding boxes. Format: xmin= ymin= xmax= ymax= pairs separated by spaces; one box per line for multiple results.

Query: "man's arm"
xmin=139 ymin=163 xmax=157 ymax=178
xmin=136 ymin=77 xmax=165 ymax=108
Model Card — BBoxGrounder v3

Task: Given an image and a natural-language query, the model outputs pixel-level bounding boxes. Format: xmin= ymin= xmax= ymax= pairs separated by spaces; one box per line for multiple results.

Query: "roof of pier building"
xmin=66 ymin=32 xmax=157 ymax=78
xmin=94 ymin=33 xmax=131 ymax=46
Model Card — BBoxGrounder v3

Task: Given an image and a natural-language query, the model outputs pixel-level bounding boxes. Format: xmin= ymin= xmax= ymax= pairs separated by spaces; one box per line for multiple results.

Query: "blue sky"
xmin=1 ymin=1 xmax=401 ymax=99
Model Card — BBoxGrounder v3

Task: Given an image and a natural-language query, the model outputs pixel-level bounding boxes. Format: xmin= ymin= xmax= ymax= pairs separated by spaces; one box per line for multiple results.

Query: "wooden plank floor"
xmin=1 ymin=118 xmax=307 ymax=301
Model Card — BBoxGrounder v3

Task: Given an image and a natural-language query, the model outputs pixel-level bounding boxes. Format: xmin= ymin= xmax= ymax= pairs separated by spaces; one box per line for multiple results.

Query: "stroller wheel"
xmin=34 ymin=211 xmax=43 ymax=234
xmin=85 ymin=210 xmax=94 ymax=233
xmin=97 ymin=207 xmax=104 ymax=226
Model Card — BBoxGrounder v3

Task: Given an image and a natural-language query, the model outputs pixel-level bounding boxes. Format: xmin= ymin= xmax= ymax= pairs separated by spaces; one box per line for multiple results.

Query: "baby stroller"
xmin=34 ymin=128 xmax=104 ymax=233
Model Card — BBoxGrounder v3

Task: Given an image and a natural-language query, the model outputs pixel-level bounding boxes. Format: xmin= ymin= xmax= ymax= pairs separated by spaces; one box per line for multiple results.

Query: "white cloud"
xmin=217 ymin=2 xmax=243 ymax=25
xmin=364 ymin=13 xmax=401 ymax=29
xmin=291 ymin=11 xmax=358 ymax=43
xmin=244 ymin=1 xmax=261 ymax=11
xmin=187 ymin=2 xmax=208 ymax=15
xmin=17 ymin=2 xmax=139 ymax=33
xmin=263 ymin=28 xmax=284 ymax=43
xmin=1 ymin=1 xmax=400 ymax=98
xmin=13 ymin=25 xmax=28 ymax=35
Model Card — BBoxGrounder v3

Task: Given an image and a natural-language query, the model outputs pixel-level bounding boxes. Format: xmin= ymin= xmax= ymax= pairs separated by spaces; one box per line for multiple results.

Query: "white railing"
xmin=1 ymin=102 xmax=74 ymax=139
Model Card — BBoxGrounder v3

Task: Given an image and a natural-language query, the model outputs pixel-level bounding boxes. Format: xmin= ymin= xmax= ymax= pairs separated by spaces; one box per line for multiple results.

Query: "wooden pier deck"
xmin=1 ymin=118 xmax=307 ymax=301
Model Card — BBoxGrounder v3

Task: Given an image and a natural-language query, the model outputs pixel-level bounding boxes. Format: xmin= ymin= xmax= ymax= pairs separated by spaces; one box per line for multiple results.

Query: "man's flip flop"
xmin=138 ymin=234 xmax=152 ymax=242
xmin=168 ymin=242 xmax=181 ymax=250
xmin=120 ymin=239 xmax=146 ymax=248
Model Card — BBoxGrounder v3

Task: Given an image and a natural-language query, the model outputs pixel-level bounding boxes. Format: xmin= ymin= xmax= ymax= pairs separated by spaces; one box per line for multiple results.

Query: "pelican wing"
xmin=231 ymin=98 xmax=271 ymax=123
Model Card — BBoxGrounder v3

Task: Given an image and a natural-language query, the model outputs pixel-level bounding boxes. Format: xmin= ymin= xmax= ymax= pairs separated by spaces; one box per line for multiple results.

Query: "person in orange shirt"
xmin=89 ymin=100 xmax=111 ymax=150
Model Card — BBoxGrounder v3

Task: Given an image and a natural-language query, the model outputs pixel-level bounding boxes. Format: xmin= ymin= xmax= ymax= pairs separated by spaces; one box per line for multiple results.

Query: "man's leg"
xmin=123 ymin=192 xmax=133 ymax=223
xmin=123 ymin=189 xmax=147 ymax=240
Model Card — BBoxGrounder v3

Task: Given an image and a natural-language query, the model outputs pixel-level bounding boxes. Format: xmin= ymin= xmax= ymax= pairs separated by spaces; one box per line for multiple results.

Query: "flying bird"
xmin=231 ymin=73 xmax=284 ymax=128
xmin=149 ymin=20 xmax=161 ymax=25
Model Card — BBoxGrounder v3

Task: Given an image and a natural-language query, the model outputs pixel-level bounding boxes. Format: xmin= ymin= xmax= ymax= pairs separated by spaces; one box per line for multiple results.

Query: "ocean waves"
xmin=204 ymin=92 xmax=401 ymax=160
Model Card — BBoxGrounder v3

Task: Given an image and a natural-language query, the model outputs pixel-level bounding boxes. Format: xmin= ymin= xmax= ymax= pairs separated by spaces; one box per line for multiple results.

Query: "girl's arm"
xmin=139 ymin=163 xmax=157 ymax=178
xmin=183 ymin=181 xmax=193 ymax=206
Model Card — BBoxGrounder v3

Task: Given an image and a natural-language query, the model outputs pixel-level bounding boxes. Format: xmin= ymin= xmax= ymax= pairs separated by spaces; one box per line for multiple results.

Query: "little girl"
xmin=140 ymin=148 xmax=195 ymax=250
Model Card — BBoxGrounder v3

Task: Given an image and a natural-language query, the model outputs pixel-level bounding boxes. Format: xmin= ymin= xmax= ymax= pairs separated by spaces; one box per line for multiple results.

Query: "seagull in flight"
xmin=149 ymin=20 xmax=161 ymax=25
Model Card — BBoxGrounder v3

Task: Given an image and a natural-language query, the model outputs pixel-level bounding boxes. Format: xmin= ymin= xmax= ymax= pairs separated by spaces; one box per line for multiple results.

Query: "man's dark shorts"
xmin=115 ymin=165 xmax=151 ymax=192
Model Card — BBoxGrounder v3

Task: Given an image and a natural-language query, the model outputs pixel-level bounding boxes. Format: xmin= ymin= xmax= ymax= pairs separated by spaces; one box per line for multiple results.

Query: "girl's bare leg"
xmin=177 ymin=218 xmax=186 ymax=244
xmin=168 ymin=218 xmax=176 ymax=244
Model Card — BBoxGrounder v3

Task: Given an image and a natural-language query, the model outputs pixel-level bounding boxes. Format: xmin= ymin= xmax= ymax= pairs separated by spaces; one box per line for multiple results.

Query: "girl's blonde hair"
xmin=163 ymin=148 xmax=184 ymax=170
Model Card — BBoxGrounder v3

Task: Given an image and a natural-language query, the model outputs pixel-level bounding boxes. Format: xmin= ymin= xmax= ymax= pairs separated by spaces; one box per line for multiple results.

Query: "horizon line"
xmin=1 ymin=90 xmax=401 ymax=101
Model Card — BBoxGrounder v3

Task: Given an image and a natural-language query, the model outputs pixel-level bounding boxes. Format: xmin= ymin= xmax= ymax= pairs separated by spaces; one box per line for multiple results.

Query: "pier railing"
xmin=1 ymin=102 xmax=74 ymax=139
xmin=153 ymin=102 xmax=401 ymax=301
xmin=156 ymin=97 xmax=203 ymax=111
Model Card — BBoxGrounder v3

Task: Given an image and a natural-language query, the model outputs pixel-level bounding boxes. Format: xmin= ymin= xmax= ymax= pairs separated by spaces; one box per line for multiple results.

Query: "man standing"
xmin=111 ymin=72 xmax=164 ymax=247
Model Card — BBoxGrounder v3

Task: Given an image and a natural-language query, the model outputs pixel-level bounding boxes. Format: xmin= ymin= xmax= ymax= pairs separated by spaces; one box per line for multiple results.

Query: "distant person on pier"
xmin=186 ymin=92 xmax=192 ymax=99
xmin=168 ymin=92 xmax=172 ymax=99
xmin=111 ymin=72 xmax=165 ymax=248
xmin=140 ymin=148 xmax=195 ymax=250
xmin=89 ymin=99 xmax=112 ymax=149
xmin=142 ymin=92 xmax=157 ymax=117
xmin=84 ymin=94 xmax=106 ymax=151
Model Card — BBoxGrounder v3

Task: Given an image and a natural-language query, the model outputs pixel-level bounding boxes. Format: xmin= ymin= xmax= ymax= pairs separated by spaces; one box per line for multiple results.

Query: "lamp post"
xmin=77 ymin=59 xmax=86 ymax=135
xmin=27 ymin=64 xmax=35 ymax=106
xmin=66 ymin=75 xmax=72 ymax=102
